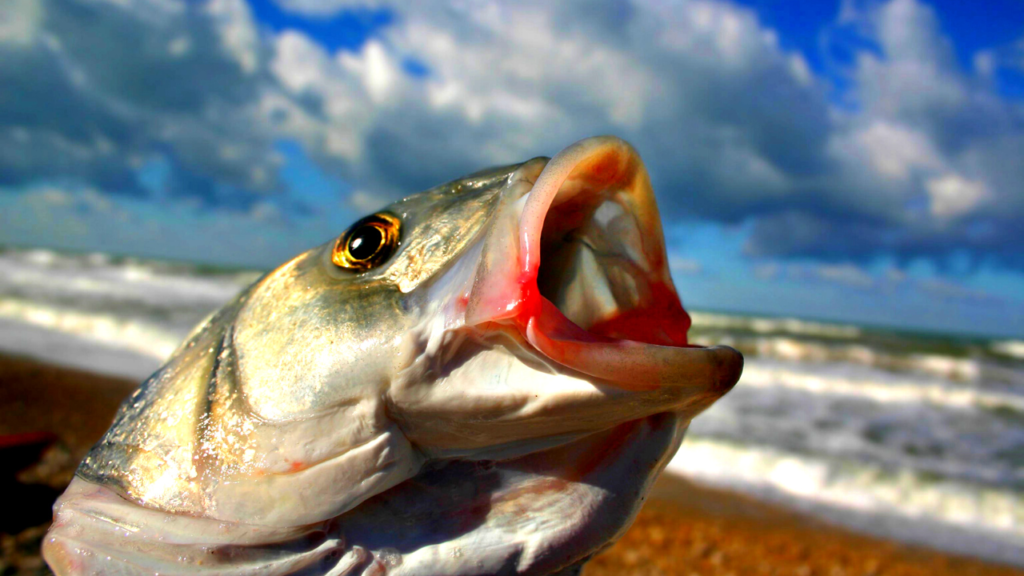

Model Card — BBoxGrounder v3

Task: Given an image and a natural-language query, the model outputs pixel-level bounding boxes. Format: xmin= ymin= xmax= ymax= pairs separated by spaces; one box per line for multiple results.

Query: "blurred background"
xmin=1 ymin=0 xmax=1023 ymax=573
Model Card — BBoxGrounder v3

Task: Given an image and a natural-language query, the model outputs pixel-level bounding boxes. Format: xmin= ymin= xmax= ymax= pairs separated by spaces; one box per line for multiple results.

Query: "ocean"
xmin=2 ymin=246 xmax=1023 ymax=565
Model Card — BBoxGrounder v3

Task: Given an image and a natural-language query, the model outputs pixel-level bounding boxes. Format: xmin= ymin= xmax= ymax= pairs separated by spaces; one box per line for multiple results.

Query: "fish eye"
xmin=331 ymin=213 xmax=401 ymax=271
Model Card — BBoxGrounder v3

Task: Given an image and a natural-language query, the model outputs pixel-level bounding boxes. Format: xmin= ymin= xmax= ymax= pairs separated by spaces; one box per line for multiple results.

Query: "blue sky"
xmin=0 ymin=0 xmax=1022 ymax=338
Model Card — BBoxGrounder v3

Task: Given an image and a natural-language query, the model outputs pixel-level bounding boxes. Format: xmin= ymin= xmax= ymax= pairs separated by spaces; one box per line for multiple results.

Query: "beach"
xmin=2 ymin=352 xmax=1020 ymax=576
xmin=589 ymin=474 xmax=1023 ymax=576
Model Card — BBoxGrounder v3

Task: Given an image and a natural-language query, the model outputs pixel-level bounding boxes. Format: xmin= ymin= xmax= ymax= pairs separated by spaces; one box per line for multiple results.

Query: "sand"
xmin=0 ymin=352 xmax=1020 ymax=576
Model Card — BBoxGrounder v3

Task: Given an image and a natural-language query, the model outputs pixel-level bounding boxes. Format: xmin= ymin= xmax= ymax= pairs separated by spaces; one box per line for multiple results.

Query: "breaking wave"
xmin=0 ymin=297 xmax=182 ymax=360
xmin=994 ymin=340 xmax=1024 ymax=360
xmin=740 ymin=360 xmax=1024 ymax=412
xmin=1 ymin=246 xmax=1023 ymax=565
xmin=690 ymin=311 xmax=862 ymax=339
xmin=0 ymin=247 xmax=258 ymax=362
xmin=691 ymin=332 xmax=1022 ymax=387
xmin=669 ymin=436 xmax=1024 ymax=566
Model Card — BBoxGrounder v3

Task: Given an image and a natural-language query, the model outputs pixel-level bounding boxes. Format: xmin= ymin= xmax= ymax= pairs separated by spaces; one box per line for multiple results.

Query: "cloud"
xmin=924 ymin=174 xmax=989 ymax=219
xmin=917 ymin=277 xmax=993 ymax=302
xmin=813 ymin=263 xmax=876 ymax=289
xmin=261 ymin=0 xmax=836 ymax=219
xmin=669 ymin=256 xmax=703 ymax=276
xmin=760 ymin=261 xmax=878 ymax=290
xmin=253 ymin=0 xmax=1024 ymax=268
xmin=747 ymin=258 xmax=996 ymax=302
xmin=2 ymin=0 xmax=1023 ymax=270
xmin=0 ymin=0 xmax=281 ymax=206
xmin=744 ymin=0 xmax=1024 ymax=265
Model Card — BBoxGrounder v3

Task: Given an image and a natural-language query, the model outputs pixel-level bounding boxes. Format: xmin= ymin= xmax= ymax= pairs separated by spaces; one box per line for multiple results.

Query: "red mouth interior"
xmin=464 ymin=139 xmax=740 ymax=393
xmin=506 ymin=149 xmax=703 ymax=389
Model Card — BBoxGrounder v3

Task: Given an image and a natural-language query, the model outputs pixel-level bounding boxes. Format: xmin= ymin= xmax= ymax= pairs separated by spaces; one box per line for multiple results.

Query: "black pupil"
xmin=348 ymin=225 xmax=384 ymax=260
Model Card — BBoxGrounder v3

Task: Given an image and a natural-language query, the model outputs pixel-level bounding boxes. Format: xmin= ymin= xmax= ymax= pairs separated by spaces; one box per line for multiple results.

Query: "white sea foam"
xmin=739 ymin=359 xmax=1024 ymax=412
xmin=0 ymin=247 xmax=254 ymax=359
xmin=668 ymin=437 xmax=1024 ymax=566
xmin=0 ymin=249 xmax=255 ymax=308
xmin=690 ymin=311 xmax=863 ymax=339
xmin=994 ymin=340 xmax=1024 ymax=360
xmin=0 ymin=297 xmax=183 ymax=360
xmin=0 ymin=318 xmax=160 ymax=380
xmin=691 ymin=333 xmax=1022 ymax=387
xmin=0 ymin=248 xmax=255 ymax=370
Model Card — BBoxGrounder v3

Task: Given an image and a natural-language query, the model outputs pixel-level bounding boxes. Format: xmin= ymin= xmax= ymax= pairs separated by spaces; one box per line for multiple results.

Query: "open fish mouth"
xmin=464 ymin=136 xmax=742 ymax=399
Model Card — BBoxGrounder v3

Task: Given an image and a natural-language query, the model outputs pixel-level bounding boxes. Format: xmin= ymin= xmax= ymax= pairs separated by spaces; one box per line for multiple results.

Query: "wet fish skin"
xmin=72 ymin=165 xmax=517 ymax=524
xmin=43 ymin=136 xmax=742 ymax=575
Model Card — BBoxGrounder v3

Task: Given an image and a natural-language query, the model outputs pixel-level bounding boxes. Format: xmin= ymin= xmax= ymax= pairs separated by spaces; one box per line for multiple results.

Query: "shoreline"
xmin=1 ymin=352 xmax=1021 ymax=576
xmin=587 ymin=473 xmax=1023 ymax=575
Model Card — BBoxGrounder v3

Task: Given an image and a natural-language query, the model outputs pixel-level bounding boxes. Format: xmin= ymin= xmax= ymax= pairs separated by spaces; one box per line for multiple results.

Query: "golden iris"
xmin=332 ymin=213 xmax=401 ymax=271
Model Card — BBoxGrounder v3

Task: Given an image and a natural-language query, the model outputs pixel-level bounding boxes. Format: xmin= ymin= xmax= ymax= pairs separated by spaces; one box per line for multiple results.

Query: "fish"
xmin=42 ymin=136 xmax=742 ymax=575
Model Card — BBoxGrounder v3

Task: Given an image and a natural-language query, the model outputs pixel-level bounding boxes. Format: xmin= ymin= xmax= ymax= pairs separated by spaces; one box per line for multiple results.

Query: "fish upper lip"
xmin=466 ymin=136 xmax=743 ymax=394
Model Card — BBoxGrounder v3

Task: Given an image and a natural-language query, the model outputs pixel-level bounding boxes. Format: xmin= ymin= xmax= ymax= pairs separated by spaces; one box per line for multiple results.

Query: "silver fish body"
xmin=44 ymin=137 xmax=742 ymax=575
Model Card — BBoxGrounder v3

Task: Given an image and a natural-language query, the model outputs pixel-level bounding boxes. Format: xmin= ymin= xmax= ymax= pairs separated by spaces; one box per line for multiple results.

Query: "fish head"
xmin=43 ymin=136 xmax=742 ymax=575
xmin=388 ymin=136 xmax=742 ymax=455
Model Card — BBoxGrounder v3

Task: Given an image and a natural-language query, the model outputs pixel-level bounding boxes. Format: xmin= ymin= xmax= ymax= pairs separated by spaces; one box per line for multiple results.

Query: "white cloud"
xmin=0 ymin=0 xmax=281 ymax=203
xmin=924 ymin=174 xmax=989 ymax=219
xmin=843 ymin=122 xmax=942 ymax=180
xmin=268 ymin=0 xmax=1020 ymax=261
xmin=339 ymin=40 xmax=399 ymax=104
xmin=669 ymin=257 xmax=703 ymax=276
xmin=206 ymin=0 xmax=260 ymax=74
xmin=271 ymin=30 xmax=333 ymax=93
xmin=749 ymin=260 xmax=876 ymax=290
xmin=0 ymin=0 xmax=43 ymax=45
xmin=917 ymin=277 xmax=991 ymax=301
xmin=749 ymin=0 xmax=1022 ymax=261
xmin=814 ymin=263 xmax=875 ymax=289
xmin=347 ymin=190 xmax=387 ymax=213
xmin=268 ymin=0 xmax=834 ymax=212
xmin=2 ymin=0 xmax=1023 ymax=268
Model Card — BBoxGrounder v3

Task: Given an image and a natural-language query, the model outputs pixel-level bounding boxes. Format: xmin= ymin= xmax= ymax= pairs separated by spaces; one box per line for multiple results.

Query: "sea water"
xmin=676 ymin=313 xmax=1024 ymax=564
xmin=1 ymin=246 xmax=1022 ymax=564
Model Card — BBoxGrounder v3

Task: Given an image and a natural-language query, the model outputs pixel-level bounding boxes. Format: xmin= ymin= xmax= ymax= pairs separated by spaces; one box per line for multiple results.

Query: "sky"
xmin=0 ymin=0 xmax=1022 ymax=338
